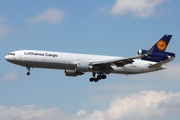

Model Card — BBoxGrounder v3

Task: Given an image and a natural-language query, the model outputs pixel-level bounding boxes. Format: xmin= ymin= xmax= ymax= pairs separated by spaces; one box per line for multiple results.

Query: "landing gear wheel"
xmin=27 ymin=72 xmax=30 ymax=76
xmin=89 ymin=77 xmax=99 ymax=82
xmin=97 ymin=75 xmax=102 ymax=79
xmin=89 ymin=78 xmax=94 ymax=82
xmin=94 ymin=78 xmax=99 ymax=82
xmin=102 ymin=75 xmax=107 ymax=79
xmin=89 ymin=73 xmax=107 ymax=82
xmin=97 ymin=74 xmax=107 ymax=80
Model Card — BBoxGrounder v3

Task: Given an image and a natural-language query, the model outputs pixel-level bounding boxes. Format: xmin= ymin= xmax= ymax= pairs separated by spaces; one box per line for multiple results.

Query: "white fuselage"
xmin=5 ymin=50 xmax=166 ymax=75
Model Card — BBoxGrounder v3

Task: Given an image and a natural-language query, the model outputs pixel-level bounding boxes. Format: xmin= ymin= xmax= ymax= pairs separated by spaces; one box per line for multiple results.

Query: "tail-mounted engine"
xmin=137 ymin=49 xmax=175 ymax=62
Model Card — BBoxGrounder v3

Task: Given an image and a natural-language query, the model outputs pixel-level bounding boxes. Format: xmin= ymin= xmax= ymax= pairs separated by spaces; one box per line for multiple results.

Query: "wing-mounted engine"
xmin=65 ymin=63 xmax=91 ymax=77
xmin=76 ymin=63 xmax=91 ymax=72
xmin=65 ymin=70 xmax=84 ymax=77
xmin=137 ymin=49 xmax=175 ymax=62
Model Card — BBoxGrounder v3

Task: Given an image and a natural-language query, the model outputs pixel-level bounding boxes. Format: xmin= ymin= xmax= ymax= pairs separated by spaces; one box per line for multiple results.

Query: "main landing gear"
xmin=89 ymin=72 xmax=107 ymax=82
xmin=26 ymin=67 xmax=31 ymax=76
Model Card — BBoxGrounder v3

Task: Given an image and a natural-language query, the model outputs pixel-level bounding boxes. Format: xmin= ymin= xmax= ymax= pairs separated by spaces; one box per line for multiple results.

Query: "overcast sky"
xmin=1 ymin=0 xmax=180 ymax=120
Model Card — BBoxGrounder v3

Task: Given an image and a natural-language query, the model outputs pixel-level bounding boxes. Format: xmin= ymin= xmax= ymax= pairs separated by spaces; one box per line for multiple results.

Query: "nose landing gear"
xmin=26 ymin=67 xmax=31 ymax=76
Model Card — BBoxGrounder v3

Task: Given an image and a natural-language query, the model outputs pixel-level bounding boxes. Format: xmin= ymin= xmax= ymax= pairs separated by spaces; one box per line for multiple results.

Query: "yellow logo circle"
xmin=157 ymin=40 xmax=166 ymax=51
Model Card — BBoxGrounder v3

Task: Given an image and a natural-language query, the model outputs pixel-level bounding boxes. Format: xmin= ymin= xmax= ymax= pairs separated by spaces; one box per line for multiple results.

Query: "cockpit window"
xmin=8 ymin=53 xmax=15 ymax=56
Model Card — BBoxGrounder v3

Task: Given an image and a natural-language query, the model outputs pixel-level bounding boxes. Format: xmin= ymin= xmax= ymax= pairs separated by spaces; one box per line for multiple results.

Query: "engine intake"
xmin=137 ymin=49 xmax=143 ymax=55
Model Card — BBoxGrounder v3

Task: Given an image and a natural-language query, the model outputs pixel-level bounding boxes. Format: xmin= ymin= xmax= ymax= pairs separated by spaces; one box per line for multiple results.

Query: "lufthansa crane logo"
xmin=157 ymin=40 xmax=166 ymax=51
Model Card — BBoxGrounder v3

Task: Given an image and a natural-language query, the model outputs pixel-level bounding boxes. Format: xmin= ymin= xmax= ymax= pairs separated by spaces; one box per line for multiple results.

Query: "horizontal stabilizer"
xmin=148 ymin=57 xmax=174 ymax=68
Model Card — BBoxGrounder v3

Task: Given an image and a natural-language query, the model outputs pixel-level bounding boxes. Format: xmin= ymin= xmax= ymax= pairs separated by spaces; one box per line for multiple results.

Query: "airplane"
xmin=5 ymin=34 xmax=175 ymax=82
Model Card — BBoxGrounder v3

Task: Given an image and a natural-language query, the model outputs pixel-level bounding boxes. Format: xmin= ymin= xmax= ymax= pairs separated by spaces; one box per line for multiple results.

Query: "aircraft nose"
xmin=5 ymin=55 xmax=12 ymax=61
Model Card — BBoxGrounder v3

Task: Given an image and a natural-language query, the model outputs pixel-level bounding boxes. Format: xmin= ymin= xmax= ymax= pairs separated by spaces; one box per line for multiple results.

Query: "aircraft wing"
xmin=90 ymin=47 xmax=154 ymax=68
xmin=89 ymin=54 xmax=149 ymax=74
xmin=90 ymin=54 xmax=146 ymax=68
